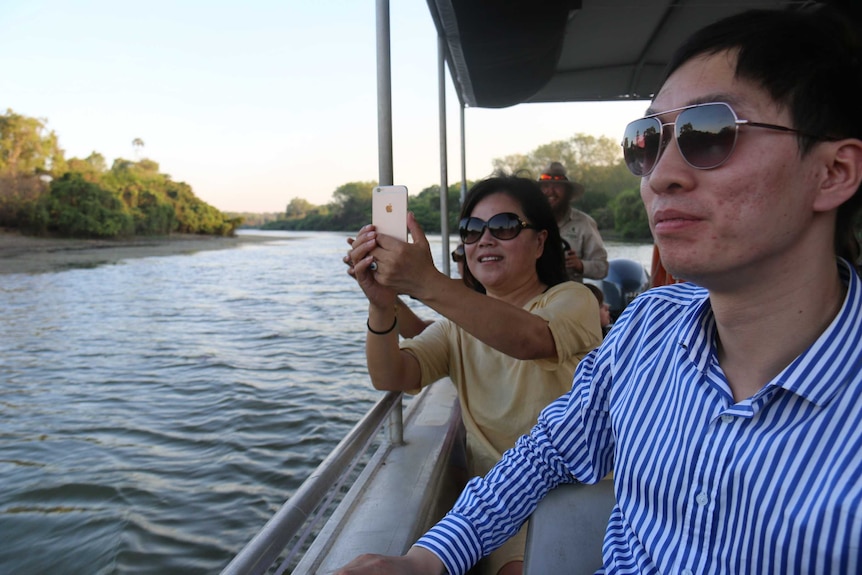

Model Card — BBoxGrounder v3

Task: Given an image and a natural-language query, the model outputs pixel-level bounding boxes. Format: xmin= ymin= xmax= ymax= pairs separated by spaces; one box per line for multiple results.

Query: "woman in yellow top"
xmin=347 ymin=174 xmax=602 ymax=575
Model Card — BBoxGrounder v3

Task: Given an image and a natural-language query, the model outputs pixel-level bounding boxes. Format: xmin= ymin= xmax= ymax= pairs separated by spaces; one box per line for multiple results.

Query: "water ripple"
xmin=0 ymin=232 xmax=653 ymax=574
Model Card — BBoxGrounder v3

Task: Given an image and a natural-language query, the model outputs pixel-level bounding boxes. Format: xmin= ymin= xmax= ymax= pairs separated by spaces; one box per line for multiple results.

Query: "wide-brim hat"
xmin=538 ymin=161 xmax=584 ymax=200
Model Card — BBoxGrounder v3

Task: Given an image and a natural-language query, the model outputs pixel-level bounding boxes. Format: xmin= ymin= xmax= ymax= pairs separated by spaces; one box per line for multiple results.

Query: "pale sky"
xmin=1 ymin=1 xmax=650 ymax=213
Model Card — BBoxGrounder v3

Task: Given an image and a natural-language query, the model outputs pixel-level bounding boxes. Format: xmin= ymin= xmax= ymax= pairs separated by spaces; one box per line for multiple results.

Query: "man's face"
xmin=540 ymin=182 xmax=569 ymax=212
xmin=640 ymin=50 xmax=823 ymax=288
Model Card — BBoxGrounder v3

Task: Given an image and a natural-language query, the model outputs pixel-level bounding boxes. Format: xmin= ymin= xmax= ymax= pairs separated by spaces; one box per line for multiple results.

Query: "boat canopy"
xmin=425 ymin=0 xmax=829 ymax=108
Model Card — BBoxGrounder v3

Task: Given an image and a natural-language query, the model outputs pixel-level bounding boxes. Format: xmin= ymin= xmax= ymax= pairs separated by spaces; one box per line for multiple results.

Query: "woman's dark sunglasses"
xmin=621 ymin=102 xmax=827 ymax=177
xmin=451 ymin=244 xmax=465 ymax=263
xmin=459 ymin=212 xmax=537 ymax=245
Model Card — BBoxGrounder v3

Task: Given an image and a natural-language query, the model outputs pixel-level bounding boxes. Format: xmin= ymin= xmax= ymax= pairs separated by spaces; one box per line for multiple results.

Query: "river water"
xmin=0 ymin=231 xmax=653 ymax=574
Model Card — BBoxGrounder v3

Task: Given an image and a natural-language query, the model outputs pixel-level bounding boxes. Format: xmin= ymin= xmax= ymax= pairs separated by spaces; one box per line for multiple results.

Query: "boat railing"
xmin=220 ymin=390 xmax=402 ymax=575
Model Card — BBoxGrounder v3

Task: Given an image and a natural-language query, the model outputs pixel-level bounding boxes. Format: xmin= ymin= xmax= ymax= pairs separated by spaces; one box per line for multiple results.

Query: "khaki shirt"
xmin=558 ymin=207 xmax=609 ymax=281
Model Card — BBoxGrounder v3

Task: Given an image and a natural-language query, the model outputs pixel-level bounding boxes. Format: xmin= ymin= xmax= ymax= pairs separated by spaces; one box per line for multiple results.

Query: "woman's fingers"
xmin=349 ymin=234 xmax=378 ymax=268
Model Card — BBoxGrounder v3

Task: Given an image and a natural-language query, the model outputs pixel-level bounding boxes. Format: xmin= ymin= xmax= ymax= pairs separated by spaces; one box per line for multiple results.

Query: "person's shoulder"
xmin=635 ymin=281 xmax=707 ymax=307
xmin=542 ymin=280 xmax=586 ymax=300
xmin=602 ymin=282 xmax=707 ymax=344
xmin=570 ymin=207 xmax=598 ymax=224
xmin=529 ymin=282 xmax=588 ymax=313
xmin=629 ymin=282 xmax=709 ymax=313
xmin=548 ymin=280 xmax=579 ymax=292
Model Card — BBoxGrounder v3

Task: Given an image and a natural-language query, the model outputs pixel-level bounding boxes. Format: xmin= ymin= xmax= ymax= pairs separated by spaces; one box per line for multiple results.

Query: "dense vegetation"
xmin=0 ymin=109 xmax=240 ymax=238
xmin=6 ymin=109 xmax=860 ymax=245
xmin=264 ymin=134 xmax=653 ymax=240
xmin=229 ymin=211 xmax=282 ymax=228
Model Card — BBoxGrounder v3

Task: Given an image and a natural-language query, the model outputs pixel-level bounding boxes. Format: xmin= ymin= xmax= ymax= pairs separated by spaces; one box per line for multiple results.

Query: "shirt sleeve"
xmin=399 ymin=319 xmax=454 ymax=391
xmin=414 ymin=345 xmax=616 ymax=574
xmin=579 ymin=216 xmax=609 ymax=280
xmin=531 ymin=282 xmax=602 ymax=370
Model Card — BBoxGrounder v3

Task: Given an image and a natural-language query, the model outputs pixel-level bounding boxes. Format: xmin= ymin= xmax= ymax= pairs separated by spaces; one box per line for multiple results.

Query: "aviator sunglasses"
xmin=459 ymin=212 xmax=537 ymax=245
xmin=621 ymin=101 xmax=828 ymax=177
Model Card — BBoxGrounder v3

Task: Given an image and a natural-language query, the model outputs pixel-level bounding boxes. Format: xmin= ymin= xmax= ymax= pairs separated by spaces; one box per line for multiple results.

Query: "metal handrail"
xmin=220 ymin=390 xmax=402 ymax=575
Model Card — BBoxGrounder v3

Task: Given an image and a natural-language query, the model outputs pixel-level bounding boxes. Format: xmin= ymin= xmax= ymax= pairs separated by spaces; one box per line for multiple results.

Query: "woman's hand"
xmin=369 ymin=213 xmax=441 ymax=300
xmin=564 ymin=249 xmax=585 ymax=274
xmin=346 ymin=225 xmax=397 ymax=309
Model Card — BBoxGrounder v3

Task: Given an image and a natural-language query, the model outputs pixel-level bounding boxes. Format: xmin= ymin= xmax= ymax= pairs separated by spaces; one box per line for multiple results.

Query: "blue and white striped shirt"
xmin=417 ymin=260 xmax=862 ymax=574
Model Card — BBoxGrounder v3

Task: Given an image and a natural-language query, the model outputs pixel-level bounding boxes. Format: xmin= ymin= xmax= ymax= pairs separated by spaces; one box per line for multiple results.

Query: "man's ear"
xmin=814 ymin=138 xmax=862 ymax=212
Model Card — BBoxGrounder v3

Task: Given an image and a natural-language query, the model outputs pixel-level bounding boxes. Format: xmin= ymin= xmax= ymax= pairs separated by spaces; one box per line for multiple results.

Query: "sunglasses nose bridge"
xmin=475 ymin=223 xmax=497 ymax=244
xmin=653 ymin=122 xmax=676 ymax=170
xmin=649 ymin=120 xmax=692 ymax=176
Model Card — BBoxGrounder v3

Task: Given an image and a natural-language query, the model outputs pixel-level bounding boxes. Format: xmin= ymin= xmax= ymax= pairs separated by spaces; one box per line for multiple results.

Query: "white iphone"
xmin=372 ymin=185 xmax=408 ymax=242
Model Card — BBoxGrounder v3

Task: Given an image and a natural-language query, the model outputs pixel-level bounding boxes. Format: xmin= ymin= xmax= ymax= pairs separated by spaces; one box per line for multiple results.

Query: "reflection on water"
xmin=0 ymin=231 xmax=652 ymax=574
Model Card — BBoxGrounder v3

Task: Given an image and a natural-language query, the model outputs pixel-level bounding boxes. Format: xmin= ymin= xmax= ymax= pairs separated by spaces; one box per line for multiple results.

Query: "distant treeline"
xmin=229 ymin=212 xmax=282 ymax=228
xmin=1 ymin=108 xmax=654 ymax=241
xmin=0 ymin=109 xmax=240 ymax=238
xmin=263 ymin=134 xmax=653 ymax=240
xmin=265 ymin=181 xmax=466 ymax=235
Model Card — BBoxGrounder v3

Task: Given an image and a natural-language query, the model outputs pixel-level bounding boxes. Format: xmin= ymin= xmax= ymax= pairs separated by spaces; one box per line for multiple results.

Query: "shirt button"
xmin=696 ymin=492 xmax=709 ymax=506
xmin=721 ymin=414 xmax=734 ymax=423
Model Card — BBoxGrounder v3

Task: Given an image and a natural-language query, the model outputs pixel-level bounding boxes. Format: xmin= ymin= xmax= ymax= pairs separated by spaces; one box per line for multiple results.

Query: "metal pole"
xmin=460 ymin=104 xmax=467 ymax=205
xmin=376 ymin=0 xmax=403 ymax=444
xmin=376 ymin=0 xmax=393 ymax=186
xmin=438 ymin=36 xmax=450 ymax=276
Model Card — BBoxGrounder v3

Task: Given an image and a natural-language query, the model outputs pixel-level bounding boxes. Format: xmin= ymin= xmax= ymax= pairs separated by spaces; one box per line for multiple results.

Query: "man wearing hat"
xmin=538 ymin=161 xmax=608 ymax=281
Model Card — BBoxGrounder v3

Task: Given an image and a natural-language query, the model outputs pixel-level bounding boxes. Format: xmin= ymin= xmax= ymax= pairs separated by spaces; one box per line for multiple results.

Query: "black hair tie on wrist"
xmin=367 ymin=316 xmax=397 ymax=335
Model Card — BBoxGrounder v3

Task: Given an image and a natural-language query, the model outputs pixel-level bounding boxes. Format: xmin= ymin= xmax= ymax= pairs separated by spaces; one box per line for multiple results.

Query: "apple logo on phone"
xmin=385 ymin=203 xmax=393 ymax=213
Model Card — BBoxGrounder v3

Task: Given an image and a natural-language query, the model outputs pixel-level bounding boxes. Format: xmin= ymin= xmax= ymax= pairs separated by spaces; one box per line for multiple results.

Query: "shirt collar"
xmin=777 ymin=259 xmax=862 ymax=405
xmin=681 ymin=259 xmax=862 ymax=406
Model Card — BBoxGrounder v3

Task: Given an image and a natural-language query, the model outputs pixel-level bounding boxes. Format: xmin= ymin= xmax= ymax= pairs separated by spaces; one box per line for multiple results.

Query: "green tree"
xmin=492 ymin=133 xmax=623 ymax=177
xmin=492 ymin=133 xmax=640 ymax=233
xmin=66 ymin=152 xmax=107 ymax=183
xmin=132 ymin=190 xmax=177 ymax=235
xmin=0 ymin=173 xmax=46 ymax=227
xmin=0 ymin=109 xmax=66 ymax=225
xmin=1 ymin=110 xmax=238 ymax=237
xmin=610 ymin=189 xmax=651 ymax=240
xmin=99 ymin=158 xmax=238 ymax=236
xmin=27 ymin=172 xmax=134 ymax=238
xmin=286 ymin=197 xmax=315 ymax=219
xmin=330 ymin=181 xmax=376 ymax=230
xmin=132 ymin=138 xmax=144 ymax=159
xmin=0 ymin=109 xmax=65 ymax=176
xmin=409 ymin=183 xmax=465 ymax=233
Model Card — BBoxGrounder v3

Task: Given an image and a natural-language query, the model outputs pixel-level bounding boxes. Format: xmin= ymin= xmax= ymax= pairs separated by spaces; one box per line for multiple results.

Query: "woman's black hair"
xmin=459 ymin=173 xmax=567 ymax=293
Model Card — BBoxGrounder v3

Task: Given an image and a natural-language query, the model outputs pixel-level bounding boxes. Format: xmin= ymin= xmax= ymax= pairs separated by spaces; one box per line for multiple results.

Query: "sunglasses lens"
xmin=487 ymin=213 xmax=522 ymax=240
xmin=622 ymin=117 xmax=662 ymax=176
xmin=676 ymin=103 xmax=738 ymax=169
xmin=451 ymin=245 xmax=465 ymax=262
xmin=459 ymin=217 xmax=484 ymax=244
xmin=459 ymin=213 xmax=529 ymax=244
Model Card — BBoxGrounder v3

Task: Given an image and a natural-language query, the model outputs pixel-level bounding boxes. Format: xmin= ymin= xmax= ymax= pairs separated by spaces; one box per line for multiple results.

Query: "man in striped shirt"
xmin=336 ymin=5 xmax=862 ymax=575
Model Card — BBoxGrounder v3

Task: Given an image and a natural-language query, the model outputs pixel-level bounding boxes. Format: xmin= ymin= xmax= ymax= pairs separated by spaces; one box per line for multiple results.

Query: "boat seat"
xmin=523 ymin=480 xmax=615 ymax=575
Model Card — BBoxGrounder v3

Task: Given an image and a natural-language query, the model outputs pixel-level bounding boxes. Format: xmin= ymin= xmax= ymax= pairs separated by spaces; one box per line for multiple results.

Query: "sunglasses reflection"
xmin=458 ymin=212 xmax=537 ymax=245
xmin=621 ymin=101 xmax=825 ymax=177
